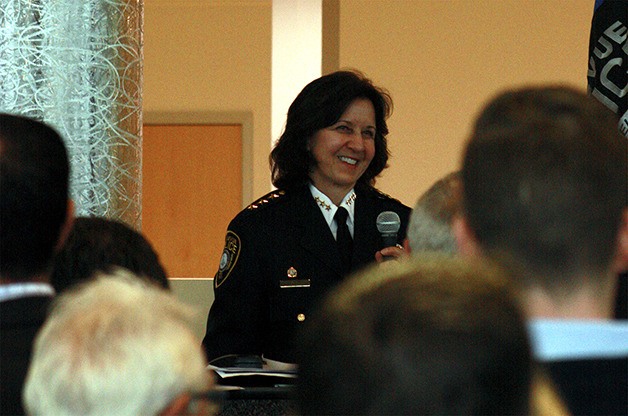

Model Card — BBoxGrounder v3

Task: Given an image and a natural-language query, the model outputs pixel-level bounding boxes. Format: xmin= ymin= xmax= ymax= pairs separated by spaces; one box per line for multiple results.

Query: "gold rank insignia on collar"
xmin=345 ymin=191 xmax=356 ymax=206
xmin=314 ymin=196 xmax=331 ymax=211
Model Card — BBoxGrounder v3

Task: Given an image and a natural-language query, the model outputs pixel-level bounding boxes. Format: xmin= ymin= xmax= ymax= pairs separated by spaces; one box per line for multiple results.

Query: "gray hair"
xmin=407 ymin=171 xmax=461 ymax=254
xmin=24 ymin=269 xmax=211 ymax=416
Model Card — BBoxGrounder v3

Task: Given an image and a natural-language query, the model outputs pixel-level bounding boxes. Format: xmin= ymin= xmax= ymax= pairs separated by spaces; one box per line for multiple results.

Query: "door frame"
xmin=143 ymin=111 xmax=254 ymax=209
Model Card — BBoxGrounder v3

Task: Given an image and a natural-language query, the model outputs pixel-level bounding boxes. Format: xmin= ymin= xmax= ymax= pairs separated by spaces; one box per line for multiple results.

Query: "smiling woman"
xmin=202 ymin=70 xmax=411 ymax=364
xmin=308 ymin=98 xmax=376 ymax=205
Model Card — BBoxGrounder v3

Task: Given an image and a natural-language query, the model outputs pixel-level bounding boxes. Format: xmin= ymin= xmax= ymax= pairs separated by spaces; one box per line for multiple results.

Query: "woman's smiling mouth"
xmin=338 ymin=155 xmax=358 ymax=165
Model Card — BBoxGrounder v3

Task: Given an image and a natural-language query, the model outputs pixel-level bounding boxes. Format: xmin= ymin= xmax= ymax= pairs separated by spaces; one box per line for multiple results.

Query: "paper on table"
xmin=207 ymin=355 xmax=297 ymax=379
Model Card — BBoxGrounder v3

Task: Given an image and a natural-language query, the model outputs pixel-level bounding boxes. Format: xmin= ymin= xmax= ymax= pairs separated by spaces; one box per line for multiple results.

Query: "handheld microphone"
xmin=376 ymin=211 xmax=401 ymax=249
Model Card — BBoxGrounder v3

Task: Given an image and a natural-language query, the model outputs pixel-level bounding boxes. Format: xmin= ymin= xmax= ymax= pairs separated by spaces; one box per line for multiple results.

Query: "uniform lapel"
xmin=352 ymin=189 xmax=382 ymax=268
xmin=296 ymin=188 xmax=344 ymax=274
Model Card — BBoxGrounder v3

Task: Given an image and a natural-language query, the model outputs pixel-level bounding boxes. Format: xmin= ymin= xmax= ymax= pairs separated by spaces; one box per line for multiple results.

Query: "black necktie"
xmin=334 ymin=207 xmax=353 ymax=274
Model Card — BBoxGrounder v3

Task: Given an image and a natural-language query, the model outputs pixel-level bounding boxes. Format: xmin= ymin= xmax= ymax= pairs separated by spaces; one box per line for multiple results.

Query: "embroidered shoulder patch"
xmin=214 ymin=231 xmax=241 ymax=289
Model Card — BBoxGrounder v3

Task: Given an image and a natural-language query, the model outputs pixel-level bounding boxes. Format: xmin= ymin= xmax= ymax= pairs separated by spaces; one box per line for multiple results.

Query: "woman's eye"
xmin=363 ymin=130 xmax=375 ymax=138
xmin=336 ymin=125 xmax=351 ymax=133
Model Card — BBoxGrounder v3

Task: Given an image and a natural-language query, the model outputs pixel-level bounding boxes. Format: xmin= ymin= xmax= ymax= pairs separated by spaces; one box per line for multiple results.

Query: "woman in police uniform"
xmin=203 ymin=70 xmax=411 ymax=364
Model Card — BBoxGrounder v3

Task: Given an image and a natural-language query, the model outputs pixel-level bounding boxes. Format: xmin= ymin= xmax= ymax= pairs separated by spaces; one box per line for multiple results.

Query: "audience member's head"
xmin=296 ymin=256 xmax=533 ymax=415
xmin=24 ymin=269 xmax=213 ymax=416
xmin=455 ymin=85 xmax=627 ymax=318
xmin=0 ymin=114 xmax=72 ymax=282
xmin=51 ymin=216 xmax=169 ymax=293
xmin=406 ymin=171 xmax=461 ymax=254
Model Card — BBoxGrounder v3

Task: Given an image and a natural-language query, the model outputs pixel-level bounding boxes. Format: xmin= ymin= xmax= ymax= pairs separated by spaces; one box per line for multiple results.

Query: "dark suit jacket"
xmin=203 ymin=185 xmax=410 ymax=363
xmin=545 ymin=357 xmax=627 ymax=416
xmin=614 ymin=271 xmax=626 ymax=320
xmin=0 ymin=295 xmax=52 ymax=416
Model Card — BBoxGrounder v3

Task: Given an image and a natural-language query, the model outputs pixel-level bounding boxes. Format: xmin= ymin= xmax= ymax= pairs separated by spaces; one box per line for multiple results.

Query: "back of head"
xmin=0 ymin=114 xmax=70 ymax=281
xmin=407 ymin=171 xmax=461 ymax=254
xmin=270 ymin=69 xmax=393 ymax=190
xmin=51 ymin=216 xmax=169 ymax=293
xmin=461 ymin=86 xmax=627 ymax=291
xmin=24 ymin=269 xmax=211 ymax=416
xmin=296 ymin=256 xmax=532 ymax=415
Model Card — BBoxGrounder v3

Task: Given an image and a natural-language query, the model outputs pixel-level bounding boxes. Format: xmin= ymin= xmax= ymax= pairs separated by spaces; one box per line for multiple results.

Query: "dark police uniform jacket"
xmin=202 ymin=184 xmax=410 ymax=363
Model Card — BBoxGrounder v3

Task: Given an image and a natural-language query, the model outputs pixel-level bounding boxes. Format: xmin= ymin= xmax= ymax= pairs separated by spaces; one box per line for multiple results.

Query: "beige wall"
xmin=169 ymin=278 xmax=214 ymax=342
xmin=337 ymin=0 xmax=592 ymax=206
xmin=144 ymin=0 xmax=272 ymax=204
xmin=145 ymin=0 xmax=593 ymax=209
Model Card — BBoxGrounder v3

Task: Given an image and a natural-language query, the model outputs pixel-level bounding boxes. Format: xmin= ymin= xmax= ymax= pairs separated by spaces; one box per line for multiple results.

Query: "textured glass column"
xmin=0 ymin=1 xmax=143 ymax=228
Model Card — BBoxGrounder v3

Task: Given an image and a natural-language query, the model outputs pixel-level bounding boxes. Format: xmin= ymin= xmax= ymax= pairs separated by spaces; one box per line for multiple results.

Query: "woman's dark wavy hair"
xmin=270 ymin=70 xmax=393 ymax=190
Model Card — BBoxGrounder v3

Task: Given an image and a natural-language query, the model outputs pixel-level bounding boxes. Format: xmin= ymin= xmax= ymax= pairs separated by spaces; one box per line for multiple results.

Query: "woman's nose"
xmin=346 ymin=131 xmax=365 ymax=151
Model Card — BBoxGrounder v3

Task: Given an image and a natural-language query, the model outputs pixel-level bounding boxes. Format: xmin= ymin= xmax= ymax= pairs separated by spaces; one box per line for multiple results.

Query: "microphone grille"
xmin=376 ymin=211 xmax=401 ymax=234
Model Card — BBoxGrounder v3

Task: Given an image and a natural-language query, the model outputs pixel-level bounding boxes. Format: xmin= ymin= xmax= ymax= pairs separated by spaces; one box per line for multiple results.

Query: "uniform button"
xmin=297 ymin=313 xmax=305 ymax=322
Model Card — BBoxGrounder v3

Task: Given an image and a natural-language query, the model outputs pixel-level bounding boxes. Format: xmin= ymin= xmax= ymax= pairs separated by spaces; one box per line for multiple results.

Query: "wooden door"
xmin=142 ymin=124 xmax=242 ymax=278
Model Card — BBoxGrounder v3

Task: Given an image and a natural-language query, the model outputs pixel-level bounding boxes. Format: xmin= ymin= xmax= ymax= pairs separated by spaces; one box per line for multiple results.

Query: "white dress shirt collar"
xmin=0 ymin=281 xmax=55 ymax=302
xmin=528 ymin=319 xmax=628 ymax=361
xmin=309 ymin=183 xmax=356 ymax=238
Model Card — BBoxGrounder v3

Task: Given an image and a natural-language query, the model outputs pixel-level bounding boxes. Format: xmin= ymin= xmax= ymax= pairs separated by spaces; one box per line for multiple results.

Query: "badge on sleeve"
xmin=214 ymin=231 xmax=241 ymax=289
